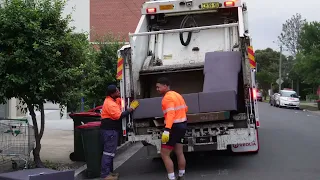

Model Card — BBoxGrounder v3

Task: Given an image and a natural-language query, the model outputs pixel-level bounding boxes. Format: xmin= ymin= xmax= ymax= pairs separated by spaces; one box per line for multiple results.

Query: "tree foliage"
xmin=278 ymin=13 xmax=306 ymax=56
xmin=79 ymin=36 xmax=124 ymax=110
xmin=298 ymin=21 xmax=320 ymax=54
xmin=0 ymin=0 xmax=89 ymax=167
xmin=293 ymin=21 xmax=320 ymax=88
xmin=255 ymin=48 xmax=287 ymax=95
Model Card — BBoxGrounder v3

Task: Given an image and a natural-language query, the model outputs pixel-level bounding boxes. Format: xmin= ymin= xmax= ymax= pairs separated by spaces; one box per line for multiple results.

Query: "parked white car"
xmin=274 ymin=90 xmax=300 ymax=109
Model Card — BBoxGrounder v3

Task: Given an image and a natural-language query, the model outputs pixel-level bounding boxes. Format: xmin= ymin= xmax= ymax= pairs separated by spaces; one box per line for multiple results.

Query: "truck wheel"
xmin=69 ymin=152 xmax=80 ymax=161
xmin=12 ymin=161 xmax=18 ymax=170
xmin=141 ymin=141 xmax=150 ymax=146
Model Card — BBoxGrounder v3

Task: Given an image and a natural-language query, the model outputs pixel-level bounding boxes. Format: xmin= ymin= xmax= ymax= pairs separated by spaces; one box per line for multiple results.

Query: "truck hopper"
xmin=133 ymin=52 xmax=243 ymax=121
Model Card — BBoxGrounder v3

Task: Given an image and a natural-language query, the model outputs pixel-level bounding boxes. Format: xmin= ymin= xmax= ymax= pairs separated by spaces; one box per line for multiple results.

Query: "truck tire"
xmin=141 ymin=141 xmax=150 ymax=146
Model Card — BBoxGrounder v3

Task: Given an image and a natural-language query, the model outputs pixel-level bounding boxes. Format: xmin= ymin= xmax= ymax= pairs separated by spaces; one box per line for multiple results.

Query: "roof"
xmin=90 ymin=0 xmax=146 ymax=42
xmin=280 ymin=90 xmax=296 ymax=93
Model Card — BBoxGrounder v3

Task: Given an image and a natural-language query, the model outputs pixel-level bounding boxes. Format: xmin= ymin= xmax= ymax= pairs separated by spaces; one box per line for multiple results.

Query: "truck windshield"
xmin=281 ymin=91 xmax=298 ymax=98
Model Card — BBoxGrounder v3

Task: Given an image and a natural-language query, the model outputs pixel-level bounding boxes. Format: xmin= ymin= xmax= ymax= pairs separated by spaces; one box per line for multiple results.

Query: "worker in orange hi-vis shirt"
xmin=156 ymin=77 xmax=188 ymax=180
xmin=100 ymin=85 xmax=139 ymax=180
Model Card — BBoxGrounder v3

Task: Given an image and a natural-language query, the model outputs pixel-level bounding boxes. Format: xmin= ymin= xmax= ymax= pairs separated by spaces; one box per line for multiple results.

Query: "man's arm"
xmin=119 ymin=109 xmax=132 ymax=119
xmin=163 ymin=96 xmax=176 ymax=130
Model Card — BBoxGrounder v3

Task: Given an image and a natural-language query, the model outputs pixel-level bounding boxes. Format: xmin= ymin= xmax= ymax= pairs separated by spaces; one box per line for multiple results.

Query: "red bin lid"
xmin=69 ymin=112 xmax=101 ymax=117
xmin=77 ymin=121 xmax=101 ymax=129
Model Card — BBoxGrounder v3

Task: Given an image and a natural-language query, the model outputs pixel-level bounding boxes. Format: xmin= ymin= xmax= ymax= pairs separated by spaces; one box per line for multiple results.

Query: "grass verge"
xmin=300 ymin=105 xmax=319 ymax=111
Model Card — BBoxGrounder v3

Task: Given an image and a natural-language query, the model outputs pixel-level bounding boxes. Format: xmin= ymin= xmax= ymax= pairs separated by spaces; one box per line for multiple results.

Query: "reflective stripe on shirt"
xmin=162 ymin=105 xmax=188 ymax=114
xmin=164 ymin=117 xmax=187 ymax=124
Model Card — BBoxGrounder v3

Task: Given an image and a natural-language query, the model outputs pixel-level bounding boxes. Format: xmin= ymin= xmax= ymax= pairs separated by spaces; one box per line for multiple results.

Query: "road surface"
xmin=114 ymin=102 xmax=320 ymax=180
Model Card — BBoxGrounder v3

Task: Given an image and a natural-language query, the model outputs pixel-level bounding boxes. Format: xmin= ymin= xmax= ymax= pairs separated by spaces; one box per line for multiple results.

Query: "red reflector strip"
xmin=252 ymin=88 xmax=257 ymax=99
xmin=123 ymin=130 xmax=127 ymax=136
xmin=256 ymin=120 xmax=260 ymax=127
xmin=116 ymin=58 xmax=123 ymax=80
xmin=248 ymin=46 xmax=256 ymax=68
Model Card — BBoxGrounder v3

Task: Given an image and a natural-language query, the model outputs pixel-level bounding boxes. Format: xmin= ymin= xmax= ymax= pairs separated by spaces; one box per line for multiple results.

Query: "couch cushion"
xmin=132 ymin=97 xmax=163 ymax=119
xmin=198 ymin=90 xmax=237 ymax=112
xmin=203 ymin=51 xmax=242 ymax=93
xmin=181 ymin=93 xmax=200 ymax=114
xmin=132 ymin=93 xmax=200 ymax=120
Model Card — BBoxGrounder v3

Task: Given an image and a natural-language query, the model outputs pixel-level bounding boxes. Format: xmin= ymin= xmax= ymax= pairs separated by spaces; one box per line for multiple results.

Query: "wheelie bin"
xmin=69 ymin=109 xmax=101 ymax=162
xmin=77 ymin=121 xmax=103 ymax=178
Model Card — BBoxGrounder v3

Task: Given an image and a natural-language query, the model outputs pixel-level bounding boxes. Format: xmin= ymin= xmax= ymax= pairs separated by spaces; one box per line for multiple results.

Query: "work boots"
xmin=103 ymin=173 xmax=119 ymax=180
xmin=110 ymin=172 xmax=119 ymax=177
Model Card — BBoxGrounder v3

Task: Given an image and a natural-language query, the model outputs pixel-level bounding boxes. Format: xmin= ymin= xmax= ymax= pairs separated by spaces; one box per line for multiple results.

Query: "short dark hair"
xmin=157 ymin=77 xmax=171 ymax=86
xmin=106 ymin=84 xmax=117 ymax=96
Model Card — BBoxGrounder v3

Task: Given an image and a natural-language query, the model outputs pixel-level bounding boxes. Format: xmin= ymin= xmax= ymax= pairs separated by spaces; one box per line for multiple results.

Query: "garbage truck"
xmin=116 ymin=0 xmax=260 ymax=156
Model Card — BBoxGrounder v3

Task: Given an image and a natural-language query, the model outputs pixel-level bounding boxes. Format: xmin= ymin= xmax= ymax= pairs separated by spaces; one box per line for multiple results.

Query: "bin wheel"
xmin=86 ymin=171 xmax=94 ymax=178
xmin=70 ymin=152 xmax=77 ymax=161
xmin=12 ymin=161 xmax=18 ymax=170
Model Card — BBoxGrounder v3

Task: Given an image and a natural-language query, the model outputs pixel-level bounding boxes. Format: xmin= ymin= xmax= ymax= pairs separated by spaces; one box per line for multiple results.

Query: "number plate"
xmin=160 ymin=4 xmax=174 ymax=10
xmin=201 ymin=2 xmax=220 ymax=9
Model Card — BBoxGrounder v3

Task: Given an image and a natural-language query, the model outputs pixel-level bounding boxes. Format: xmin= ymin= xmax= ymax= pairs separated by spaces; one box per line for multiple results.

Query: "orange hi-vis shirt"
xmin=101 ymin=96 xmax=122 ymax=120
xmin=162 ymin=91 xmax=188 ymax=129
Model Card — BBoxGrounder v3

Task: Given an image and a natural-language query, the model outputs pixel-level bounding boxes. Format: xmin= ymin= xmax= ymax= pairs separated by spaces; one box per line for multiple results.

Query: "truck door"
xmin=117 ymin=46 xmax=134 ymax=137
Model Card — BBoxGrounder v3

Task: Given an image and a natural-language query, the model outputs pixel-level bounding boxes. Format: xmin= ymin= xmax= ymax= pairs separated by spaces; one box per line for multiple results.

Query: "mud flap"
xmin=231 ymin=129 xmax=259 ymax=153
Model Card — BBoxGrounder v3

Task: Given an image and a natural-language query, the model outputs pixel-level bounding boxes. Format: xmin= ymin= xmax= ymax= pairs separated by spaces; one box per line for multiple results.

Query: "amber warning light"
xmin=224 ymin=1 xmax=235 ymax=7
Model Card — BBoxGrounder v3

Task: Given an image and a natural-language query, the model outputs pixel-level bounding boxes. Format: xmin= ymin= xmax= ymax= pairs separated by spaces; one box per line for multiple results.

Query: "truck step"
xmin=187 ymin=111 xmax=230 ymax=124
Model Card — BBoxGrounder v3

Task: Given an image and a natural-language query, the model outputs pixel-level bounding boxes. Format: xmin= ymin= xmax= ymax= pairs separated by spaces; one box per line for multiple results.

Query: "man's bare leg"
xmin=175 ymin=143 xmax=186 ymax=177
xmin=161 ymin=147 xmax=175 ymax=179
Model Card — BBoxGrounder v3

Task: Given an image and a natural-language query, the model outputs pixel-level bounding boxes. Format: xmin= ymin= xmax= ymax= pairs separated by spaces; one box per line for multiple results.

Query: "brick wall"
xmin=90 ymin=0 xmax=146 ymax=42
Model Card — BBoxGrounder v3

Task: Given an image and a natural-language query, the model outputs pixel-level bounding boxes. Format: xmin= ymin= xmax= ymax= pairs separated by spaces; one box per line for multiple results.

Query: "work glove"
xmin=161 ymin=130 xmax=170 ymax=144
xmin=130 ymin=100 xmax=140 ymax=110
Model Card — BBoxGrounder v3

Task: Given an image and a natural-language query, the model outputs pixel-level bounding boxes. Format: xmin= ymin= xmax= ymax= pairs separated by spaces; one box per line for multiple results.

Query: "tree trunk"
xmin=296 ymin=79 xmax=300 ymax=96
xmin=27 ymin=103 xmax=45 ymax=168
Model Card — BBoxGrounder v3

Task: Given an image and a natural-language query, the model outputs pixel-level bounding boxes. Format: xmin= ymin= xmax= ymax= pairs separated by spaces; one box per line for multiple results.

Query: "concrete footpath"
xmin=75 ymin=142 xmax=143 ymax=180
xmin=0 ymin=119 xmax=141 ymax=178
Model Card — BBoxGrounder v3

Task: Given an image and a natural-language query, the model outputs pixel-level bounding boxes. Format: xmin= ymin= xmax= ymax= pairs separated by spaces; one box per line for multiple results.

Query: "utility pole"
xmin=279 ymin=45 xmax=282 ymax=90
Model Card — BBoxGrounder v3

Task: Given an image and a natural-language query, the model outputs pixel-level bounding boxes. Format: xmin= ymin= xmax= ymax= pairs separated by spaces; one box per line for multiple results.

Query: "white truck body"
xmin=117 ymin=0 xmax=260 ymax=156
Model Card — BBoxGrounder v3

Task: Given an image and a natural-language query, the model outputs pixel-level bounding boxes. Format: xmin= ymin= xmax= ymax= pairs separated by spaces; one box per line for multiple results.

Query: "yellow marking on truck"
xmin=160 ymin=4 xmax=174 ymax=10
xmin=163 ymin=54 xmax=173 ymax=60
xmin=201 ymin=2 xmax=220 ymax=10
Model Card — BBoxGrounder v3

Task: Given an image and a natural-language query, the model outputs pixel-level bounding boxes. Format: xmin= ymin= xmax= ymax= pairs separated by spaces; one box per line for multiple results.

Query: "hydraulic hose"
xmin=179 ymin=31 xmax=192 ymax=46
xmin=179 ymin=15 xmax=198 ymax=46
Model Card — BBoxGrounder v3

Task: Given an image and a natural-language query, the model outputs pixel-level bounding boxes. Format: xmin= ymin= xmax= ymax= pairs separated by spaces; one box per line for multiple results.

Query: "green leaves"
xmin=298 ymin=21 xmax=320 ymax=54
xmin=81 ymin=38 xmax=125 ymax=107
xmin=255 ymin=48 xmax=282 ymax=92
xmin=0 ymin=0 xmax=87 ymax=106
xmin=288 ymin=21 xmax=320 ymax=88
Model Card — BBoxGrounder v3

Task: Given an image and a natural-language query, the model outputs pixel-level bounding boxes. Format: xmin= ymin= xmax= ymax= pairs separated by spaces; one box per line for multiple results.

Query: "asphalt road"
xmin=115 ymin=102 xmax=320 ymax=180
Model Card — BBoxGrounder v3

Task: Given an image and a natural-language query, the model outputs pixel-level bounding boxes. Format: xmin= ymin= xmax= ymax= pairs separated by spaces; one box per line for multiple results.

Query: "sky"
xmin=62 ymin=0 xmax=320 ymax=53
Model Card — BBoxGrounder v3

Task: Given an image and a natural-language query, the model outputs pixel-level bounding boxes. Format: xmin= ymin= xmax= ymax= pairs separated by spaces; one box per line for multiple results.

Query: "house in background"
xmin=90 ymin=0 xmax=145 ymax=43
xmin=0 ymin=0 xmax=145 ymax=120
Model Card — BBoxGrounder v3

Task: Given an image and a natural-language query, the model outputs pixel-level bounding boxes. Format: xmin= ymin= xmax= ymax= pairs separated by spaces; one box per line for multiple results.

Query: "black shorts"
xmin=162 ymin=122 xmax=187 ymax=150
